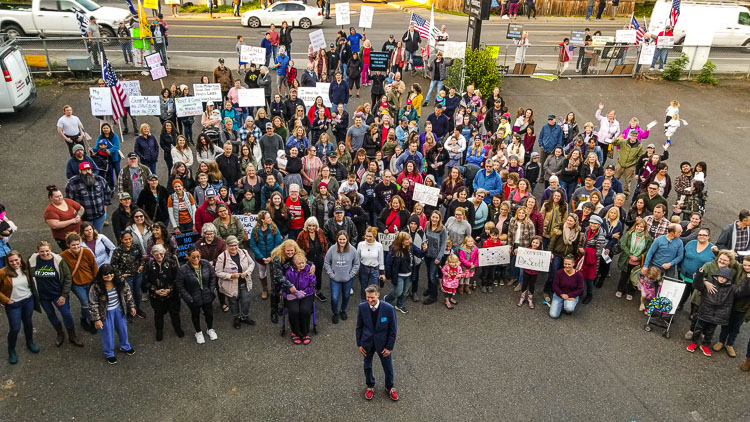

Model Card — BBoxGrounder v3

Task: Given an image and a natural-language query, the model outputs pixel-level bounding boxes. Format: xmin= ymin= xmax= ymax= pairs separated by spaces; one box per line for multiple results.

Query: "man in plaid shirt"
xmin=65 ymin=162 xmax=112 ymax=232
xmin=644 ymin=203 xmax=670 ymax=240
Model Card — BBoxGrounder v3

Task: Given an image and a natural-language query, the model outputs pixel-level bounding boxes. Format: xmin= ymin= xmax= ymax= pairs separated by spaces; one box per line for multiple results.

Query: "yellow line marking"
xmin=169 ymin=34 xmax=238 ymax=38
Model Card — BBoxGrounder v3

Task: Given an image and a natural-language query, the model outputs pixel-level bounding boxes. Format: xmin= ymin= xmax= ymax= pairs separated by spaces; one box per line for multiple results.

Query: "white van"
xmin=650 ymin=0 xmax=750 ymax=47
xmin=0 ymin=43 xmax=36 ymax=113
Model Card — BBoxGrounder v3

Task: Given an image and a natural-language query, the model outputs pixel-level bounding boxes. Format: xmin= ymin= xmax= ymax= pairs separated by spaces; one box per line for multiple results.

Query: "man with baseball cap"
xmin=194 ymin=188 xmax=226 ymax=235
xmin=259 ymin=122 xmax=284 ymax=164
xmin=118 ymin=152 xmax=152 ymax=202
xmin=65 ymin=143 xmax=99 ymax=179
xmin=323 ymin=205 xmax=358 ymax=246
xmin=572 ymin=174 xmax=600 ymax=211
xmin=538 ymin=114 xmax=563 ymax=182
xmin=65 ymin=161 xmax=112 ymax=232
xmin=611 ymin=129 xmax=646 ymax=196
xmin=651 ymin=24 xmax=673 ymax=71
xmin=213 ymin=57 xmax=234 ymax=101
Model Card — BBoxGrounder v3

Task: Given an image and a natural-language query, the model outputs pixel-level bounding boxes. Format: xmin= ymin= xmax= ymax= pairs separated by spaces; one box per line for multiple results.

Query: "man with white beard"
xmin=65 ymin=162 xmax=112 ymax=232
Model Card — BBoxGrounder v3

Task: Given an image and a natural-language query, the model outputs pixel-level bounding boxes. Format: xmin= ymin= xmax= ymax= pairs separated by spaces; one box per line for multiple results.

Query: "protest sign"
xmin=335 ymin=2 xmax=350 ymax=26
xmin=150 ymin=65 xmax=167 ymax=81
xmin=89 ymin=87 xmax=112 ymax=116
xmin=442 ymin=42 xmax=466 ymax=59
xmin=616 ymin=29 xmax=637 ymax=44
xmin=657 ymin=278 xmax=687 ymax=315
xmin=236 ymin=214 xmax=258 ymax=237
xmin=238 ymin=88 xmax=266 ymax=107
xmin=639 ymin=44 xmax=656 ymax=65
xmin=570 ymin=30 xmax=586 ymax=46
xmin=515 ymin=247 xmax=551 ymax=272
xmin=175 ymin=97 xmax=204 ymax=117
xmin=378 ymin=233 xmax=396 ymax=248
xmin=478 ymin=246 xmax=511 ymax=267
xmin=193 ymin=83 xmax=222 ymax=102
xmin=144 ymin=52 xmax=162 ymax=69
xmin=175 ymin=232 xmax=200 ymax=259
xmin=412 ymin=183 xmax=440 ymax=207
xmin=129 ymin=96 xmax=160 ymax=116
xmin=359 ymin=5 xmax=374 ymax=28
xmin=143 ymin=0 xmax=158 ymax=9
xmin=240 ymin=45 xmax=266 ymax=65
xmin=316 ymin=83 xmax=332 ymax=107
xmin=297 ymin=87 xmax=319 ymax=107
xmin=660 ymin=36 xmax=674 ymax=48
xmin=486 ymin=45 xmax=501 ymax=59
xmin=592 ymin=36 xmax=614 ymax=46
xmin=368 ymin=51 xmax=390 ymax=71
xmin=120 ymin=80 xmax=141 ymax=107
xmin=506 ymin=23 xmax=523 ymax=40
xmin=165 ymin=0 xmax=180 ymax=4
xmin=309 ymin=29 xmax=327 ymax=52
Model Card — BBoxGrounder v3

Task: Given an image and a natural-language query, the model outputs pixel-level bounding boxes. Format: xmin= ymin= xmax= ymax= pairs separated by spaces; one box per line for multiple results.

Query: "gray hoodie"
xmin=543 ymin=153 xmax=566 ymax=182
xmin=324 ymin=244 xmax=361 ymax=282
xmin=424 ymin=225 xmax=448 ymax=259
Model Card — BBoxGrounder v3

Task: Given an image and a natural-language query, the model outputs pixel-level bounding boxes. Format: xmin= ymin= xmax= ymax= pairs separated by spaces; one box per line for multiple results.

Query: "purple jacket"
xmin=620 ymin=125 xmax=650 ymax=142
xmin=284 ymin=264 xmax=316 ymax=297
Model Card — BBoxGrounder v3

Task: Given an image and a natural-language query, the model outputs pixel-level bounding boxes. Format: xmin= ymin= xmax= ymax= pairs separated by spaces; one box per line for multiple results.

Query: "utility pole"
xmin=463 ymin=0 xmax=490 ymax=50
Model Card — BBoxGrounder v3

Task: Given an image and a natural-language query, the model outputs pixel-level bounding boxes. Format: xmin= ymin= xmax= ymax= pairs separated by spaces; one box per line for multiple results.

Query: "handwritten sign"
xmin=486 ymin=45 xmax=500 ymax=59
xmin=639 ymin=44 xmax=656 ymax=65
xmin=193 ymin=83 xmax=222 ymax=102
xmin=129 ymin=96 xmax=160 ymax=116
xmin=144 ymin=52 xmax=162 ymax=69
xmin=150 ymin=65 xmax=167 ymax=81
xmin=120 ymin=80 xmax=141 ymax=107
xmin=297 ymin=87 xmax=319 ymax=108
xmin=175 ymin=232 xmax=200 ymax=259
xmin=240 ymin=45 xmax=266 ymax=65
xmin=515 ymin=247 xmax=551 ymax=272
xmin=657 ymin=278 xmax=687 ymax=315
xmin=506 ymin=23 xmax=523 ymax=40
xmin=359 ymin=5 xmax=374 ymax=28
xmin=238 ymin=88 xmax=266 ymax=107
xmin=570 ymin=30 xmax=586 ymax=46
xmin=616 ymin=29 xmax=637 ymax=44
xmin=378 ymin=233 xmax=396 ymax=248
xmin=236 ymin=214 xmax=258 ymax=237
xmin=316 ymin=83 xmax=332 ymax=107
xmin=369 ymin=51 xmax=390 ymax=71
xmin=442 ymin=42 xmax=466 ymax=59
xmin=659 ymin=36 xmax=674 ymax=48
xmin=479 ymin=245 xmax=511 ymax=267
xmin=592 ymin=35 xmax=614 ymax=47
xmin=309 ymin=29 xmax=327 ymax=52
xmin=335 ymin=2 xmax=350 ymax=26
xmin=175 ymin=96 xmax=204 ymax=117
xmin=412 ymin=183 xmax=440 ymax=207
xmin=89 ymin=87 xmax=112 ymax=116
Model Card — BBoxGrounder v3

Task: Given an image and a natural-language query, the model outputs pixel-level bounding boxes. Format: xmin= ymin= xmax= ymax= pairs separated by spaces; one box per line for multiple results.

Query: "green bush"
xmin=444 ymin=47 xmax=502 ymax=96
xmin=663 ymin=53 xmax=689 ymax=81
xmin=694 ymin=60 xmax=718 ymax=85
xmin=179 ymin=1 xmax=260 ymax=13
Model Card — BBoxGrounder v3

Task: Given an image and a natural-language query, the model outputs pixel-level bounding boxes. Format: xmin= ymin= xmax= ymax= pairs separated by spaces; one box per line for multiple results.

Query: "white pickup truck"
xmin=0 ymin=0 xmax=132 ymax=38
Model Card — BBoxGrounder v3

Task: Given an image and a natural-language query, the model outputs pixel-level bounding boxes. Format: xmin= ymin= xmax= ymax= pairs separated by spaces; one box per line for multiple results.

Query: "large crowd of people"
xmin=1 ymin=20 xmax=750 ymax=397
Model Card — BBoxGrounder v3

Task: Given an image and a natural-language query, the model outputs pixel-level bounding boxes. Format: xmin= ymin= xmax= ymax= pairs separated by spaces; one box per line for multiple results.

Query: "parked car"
xmin=650 ymin=0 xmax=750 ymax=48
xmin=241 ymin=1 xmax=323 ymax=29
xmin=0 ymin=0 xmax=132 ymax=38
xmin=0 ymin=42 xmax=36 ymax=113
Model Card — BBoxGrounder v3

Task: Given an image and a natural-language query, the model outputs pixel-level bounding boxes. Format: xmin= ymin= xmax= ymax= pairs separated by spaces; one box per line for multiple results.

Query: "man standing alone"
xmin=356 ymin=285 xmax=399 ymax=401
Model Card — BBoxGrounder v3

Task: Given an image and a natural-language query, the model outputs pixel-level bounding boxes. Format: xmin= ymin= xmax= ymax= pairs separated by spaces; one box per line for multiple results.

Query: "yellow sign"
xmin=486 ymin=46 xmax=500 ymax=59
xmin=24 ymin=54 xmax=47 ymax=68
xmin=143 ymin=0 xmax=158 ymax=10
xmin=165 ymin=0 xmax=180 ymax=4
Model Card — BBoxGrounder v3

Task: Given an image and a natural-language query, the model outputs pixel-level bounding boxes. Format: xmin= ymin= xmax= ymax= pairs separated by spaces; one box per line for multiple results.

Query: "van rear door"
xmin=1 ymin=46 xmax=35 ymax=108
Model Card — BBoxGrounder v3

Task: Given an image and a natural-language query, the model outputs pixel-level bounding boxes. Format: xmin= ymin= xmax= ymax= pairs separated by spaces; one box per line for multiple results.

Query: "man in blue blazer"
xmin=356 ymin=285 xmax=398 ymax=401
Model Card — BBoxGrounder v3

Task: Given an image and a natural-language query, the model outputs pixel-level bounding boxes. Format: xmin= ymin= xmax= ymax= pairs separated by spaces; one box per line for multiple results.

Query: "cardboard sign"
xmin=144 ymin=52 xmax=163 ymax=69
xmin=89 ymin=87 xmax=112 ymax=116
xmin=120 ymin=80 xmax=141 ymax=107
xmin=240 ymin=45 xmax=266 ymax=64
xmin=316 ymin=83 xmax=332 ymax=107
xmin=412 ymin=183 xmax=440 ymax=207
xmin=616 ymin=29 xmax=637 ymax=44
xmin=486 ymin=45 xmax=500 ymax=59
xmin=659 ymin=36 xmax=674 ymax=48
xmin=442 ymin=41 xmax=466 ymax=59
xmin=506 ymin=23 xmax=523 ymax=40
xmin=309 ymin=29 xmax=327 ymax=52
xmin=129 ymin=95 xmax=160 ymax=116
xmin=175 ymin=232 xmax=200 ymax=259
xmin=639 ymin=44 xmax=656 ymax=65
xmin=335 ymin=2 xmax=350 ymax=26
xmin=175 ymin=96 xmax=204 ymax=117
xmin=657 ymin=278 xmax=687 ymax=315
xmin=359 ymin=5 xmax=374 ymax=28
xmin=150 ymin=65 xmax=167 ymax=81
xmin=478 ymin=246 xmax=511 ymax=267
xmin=515 ymin=247 xmax=551 ymax=272
xmin=570 ymin=30 xmax=586 ymax=46
xmin=368 ymin=51 xmax=390 ymax=71
xmin=143 ymin=0 xmax=158 ymax=9
xmin=238 ymin=88 xmax=266 ymax=107
xmin=592 ymin=36 xmax=614 ymax=47
xmin=236 ymin=214 xmax=258 ymax=237
xmin=296 ymin=87 xmax=319 ymax=108
xmin=193 ymin=83 xmax=222 ymax=102
xmin=378 ymin=233 xmax=396 ymax=248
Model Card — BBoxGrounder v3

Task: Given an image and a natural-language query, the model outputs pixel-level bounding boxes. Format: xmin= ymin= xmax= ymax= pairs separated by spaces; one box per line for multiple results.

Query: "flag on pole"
xmin=101 ymin=61 xmax=128 ymax=121
xmin=630 ymin=15 xmax=645 ymax=44
xmin=409 ymin=12 xmax=439 ymax=42
xmin=428 ymin=5 xmax=436 ymax=47
xmin=124 ymin=0 xmax=138 ymax=16
xmin=138 ymin=2 xmax=152 ymax=40
xmin=668 ymin=0 xmax=680 ymax=28
xmin=74 ymin=10 xmax=89 ymax=38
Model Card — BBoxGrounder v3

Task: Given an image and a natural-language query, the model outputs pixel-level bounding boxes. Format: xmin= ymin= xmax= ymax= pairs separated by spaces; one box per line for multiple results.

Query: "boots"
xmin=82 ymin=317 xmax=97 ymax=334
xmin=527 ymin=294 xmax=534 ymax=309
xmin=8 ymin=347 xmax=17 ymax=365
xmin=465 ymin=284 xmax=472 ymax=295
xmin=67 ymin=327 xmax=84 ymax=347
xmin=260 ymin=277 xmax=269 ymax=300
xmin=53 ymin=323 xmax=65 ymax=347
xmin=517 ymin=291 xmax=527 ymax=307
xmin=741 ymin=358 xmax=750 ymax=371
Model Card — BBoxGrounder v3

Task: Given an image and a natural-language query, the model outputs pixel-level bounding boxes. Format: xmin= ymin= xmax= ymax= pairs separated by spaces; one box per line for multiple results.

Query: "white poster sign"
xmin=359 ymin=5 xmax=374 ymax=28
xmin=238 ymin=88 xmax=266 ymax=107
xmin=615 ymin=29 xmax=637 ymax=44
xmin=150 ymin=65 xmax=168 ymax=80
xmin=316 ymin=83 xmax=332 ymax=107
xmin=175 ymin=96 xmax=205 ymax=117
xmin=236 ymin=214 xmax=258 ymax=237
xmin=309 ymin=29 xmax=327 ymax=52
xmin=120 ymin=80 xmax=141 ymax=107
xmin=144 ymin=52 xmax=163 ymax=68
xmin=297 ymin=87 xmax=319 ymax=107
xmin=378 ymin=233 xmax=396 ymax=248
xmin=89 ymin=87 xmax=113 ymax=116
xmin=478 ymin=245 xmax=511 ymax=267
xmin=657 ymin=278 xmax=687 ymax=315
xmin=442 ymin=41 xmax=466 ymax=59
xmin=660 ymin=36 xmax=675 ymax=48
xmin=592 ymin=35 xmax=614 ymax=46
xmin=412 ymin=183 xmax=440 ymax=207
xmin=129 ymin=96 xmax=160 ymax=116
xmin=515 ymin=247 xmax=551 ymax=272
xmin=240 ymin=45 xmax=267 ymax=64
xmin=193 ymin=83 xmax=222 ymax=102
xmin=639 ymin=44 xmax=656 ymax=65
xmin=335 ymin=2 xmax=350 ymax=26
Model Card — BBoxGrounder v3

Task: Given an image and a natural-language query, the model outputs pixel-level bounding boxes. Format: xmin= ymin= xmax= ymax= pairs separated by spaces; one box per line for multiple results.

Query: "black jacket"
xmin=301 ymin=70 xmax=317 ymax=87
xmin=216 ymin=153 xmax=242 ymax=187
xmin=143 ymin=256 xmax=179 ymax=301
xmin=175 ymin=260 xmax=217 ymax=307
xmin=370 ymin=73 xmax=386 ymax=96
xmin=401 ymin=30 xmax=421 ymax=52
xmin=336 ymin=43 xmax=352 ymax=66
xmin=136 ymin=185 xmax=170 ymax=224
xmin=244 ymin=69 xmax=260 ymax=88
xmin=283 ymin=97 xmax=305 ymax=122
xmin=327 ymin=50 xmax=340 ymax=71
xmin=378 ymin=208 xmax=410 ymax=234
xmin=160 ymin=131 xmax=179 ymax=153
xmin=279 ymin=26 xmax=293 ymax=45
xmin=694 ymin=270 xmax=750 ymax=325
xmin=347 ymin=57 xmax=363 ymax=80
xmin=111 ymin=205 xmax=132 ymax=244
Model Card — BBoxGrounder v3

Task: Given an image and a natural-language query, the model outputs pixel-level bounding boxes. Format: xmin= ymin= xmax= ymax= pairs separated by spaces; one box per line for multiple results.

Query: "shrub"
xmin=662 ymin=53 xmax=689 ymax=81
xmin=693 ymin=60 xmax=718 ymax=85
xmin=444 ymin=47 xmax=503 ymax=96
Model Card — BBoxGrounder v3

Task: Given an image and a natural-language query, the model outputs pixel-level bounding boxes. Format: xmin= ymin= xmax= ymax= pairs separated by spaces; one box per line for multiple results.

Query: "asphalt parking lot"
xmin=0 ymin=75 xmax=749 ymax=421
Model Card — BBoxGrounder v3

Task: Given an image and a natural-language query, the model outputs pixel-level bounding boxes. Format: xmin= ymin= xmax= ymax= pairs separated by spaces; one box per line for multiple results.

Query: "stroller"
xmin=409 ymin=46 xmax=428 ymax=78
xmin=643 ymin=277 xmax=686 ymax=338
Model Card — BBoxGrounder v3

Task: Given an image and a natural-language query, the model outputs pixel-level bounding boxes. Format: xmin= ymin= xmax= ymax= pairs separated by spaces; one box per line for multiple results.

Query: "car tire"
xmin=248 ymin=17 xmax=261 ymax=28
xmin=2 ymin=24 xmax=25 ymax=39
xmin=742 ymin=39 xmax=750 ymax=54
xmin=100 ymin=26 xmax=116 ymax=38
xmin=299 ymin=18 xmax=312 ymax=29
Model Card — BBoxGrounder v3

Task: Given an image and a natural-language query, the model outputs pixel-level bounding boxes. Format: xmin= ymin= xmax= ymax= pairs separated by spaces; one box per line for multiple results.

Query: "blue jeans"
xmin=164 ymin=149 xmax=173 ymax=175
xmin=88 ymin=212 xmax=107 ymax=234
xmin=586 ymin=5 xmax=593 ymax=19
xmin=71 ymin=283 xmax=93 ymax=322
xmin=272 ymin=45 xmax=278 ymax=59
xmin=125 ymin=274 xmax=143 ymax=310
xmin=339 ymin=63 xmax=348 ymax=82
xmin=364 ymin=348 xmax=394 ymax=389
xmin=100 ymin=306 xmax=132 ymax=358
xmin=424 ymin=80 xmax=443 ymax=105
xmin=405 ymin=50 xmax=415 ymax=70
xmin=549 ymin=293 xmax=579 ymax=318
xmin=5 ymin=296 xmax=35 ymax=350
xmin=425 ymin=258 xmax=440 ymax=300
xmin=359 ymin=266 xmax=380 ymax=301
xmin=40 ymin=297 xmax=75 ymax=328
xmin=330 ymin=277 xmax=355 ymax=315
xmin=120 ymin=43 xmax=133 ymax=63
xmin=385 ymin=275 xmax=411 ymax=308
xmin=145 ymin=161 xmax=157 ymax=175
xmin=651 ymin=48 xmax=668 ymax=70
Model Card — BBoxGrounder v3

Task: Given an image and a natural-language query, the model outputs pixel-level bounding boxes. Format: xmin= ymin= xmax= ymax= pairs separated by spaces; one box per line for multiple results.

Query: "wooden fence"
xmin=431 ymin=0 xmax=636 ymax=17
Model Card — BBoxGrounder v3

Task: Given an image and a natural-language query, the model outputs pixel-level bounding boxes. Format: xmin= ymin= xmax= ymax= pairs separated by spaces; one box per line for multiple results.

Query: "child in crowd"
xmin=260 ymin=174 xmax=282 ymax=209
xmin=477 ymin=221 xmax=496 ymax=245
xmin=480 ymin=227 xmax=502 ymax=293
xmin=665 ymin=99 xmax=679 ymax=124
xmin=441 ymin=254 xmax=463 ymax=309
xmin=524 ymin=152 xmax=541 ymax=191
xmin=435 ymin=89 xmax=446 ymax=107
xmin=518 ymin=236 xmax=543 ymax=309
xmin=89 ymin=264 xmax=136 ymax=365
xmin=458 ymin=236 xmax=479 ymax=294
xmin=664 ymin=114 xmax=686 ymax=145
xmin=236 ymin=35 xmax=247 ymax=73
xmin=522 ymin=126 xmax=536 ymax=161
xmin=360 ymin=173 xmax=379 ymax=227
xmin=240 ymin=190 xmax=256 ymax=215
xmin=638 ymin=265 xmax=662 ymax=312
xmin=339 ymin=173 xmax=359 ymax=199
xmin=496 ymin=233 xmax=509 ymax=286
xmin=411 ymin=202 xmax=427 ymax=230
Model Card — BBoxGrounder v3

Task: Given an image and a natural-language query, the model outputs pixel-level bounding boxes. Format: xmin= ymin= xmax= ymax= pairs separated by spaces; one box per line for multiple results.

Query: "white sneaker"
xmin=350 ymin=288 xmax=354 ymax=295
xmin=659 ymin=68 xmax=664 ymax=72
xmin=207 ymin=328 xmax=218 ymax=341
xmin=195 ymin=331 xmax=205 ymax=344
xmin=625 ymin=294 xmax=633 ymax=301
xmin=615 ymin=291 xmax=622 ymax=298
xmin=649 ymin=67 xmax=655 ymax=71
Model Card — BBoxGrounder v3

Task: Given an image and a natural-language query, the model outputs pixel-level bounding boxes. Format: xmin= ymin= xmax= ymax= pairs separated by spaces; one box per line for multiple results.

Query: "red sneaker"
xmin=686 ymin=343 xmax=697 ymax=353
xmin=364 ymin=388 xmax=374 ymax=400
xmin=388 ymin=388 xmax=399 ymax=401
xmin=700 ymin=345 xmax=712 ymax=357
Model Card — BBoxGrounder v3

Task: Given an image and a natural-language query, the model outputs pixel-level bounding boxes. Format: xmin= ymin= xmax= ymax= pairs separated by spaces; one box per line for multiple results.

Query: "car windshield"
xmin=76 ymin=0 xmax=101 ymax=11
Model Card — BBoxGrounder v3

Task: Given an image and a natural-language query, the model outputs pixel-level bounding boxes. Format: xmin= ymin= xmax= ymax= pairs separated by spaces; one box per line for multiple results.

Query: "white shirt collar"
xmin=370 ymin=300 xmax=380 ymax=311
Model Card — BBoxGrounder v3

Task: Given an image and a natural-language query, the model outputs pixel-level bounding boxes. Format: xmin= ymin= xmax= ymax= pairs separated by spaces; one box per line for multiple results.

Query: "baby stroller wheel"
xmin=663 ymin=331 xmax=670 ymax=339
xmin=644 ymin=325 xmax=652 ymax=332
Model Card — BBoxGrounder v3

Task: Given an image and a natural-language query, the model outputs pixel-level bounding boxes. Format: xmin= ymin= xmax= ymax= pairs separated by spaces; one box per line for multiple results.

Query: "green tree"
xmin=444 ymin=47 xmax=503 ymax=95
xmin=694 ymin=60 xmax=718 ymax=85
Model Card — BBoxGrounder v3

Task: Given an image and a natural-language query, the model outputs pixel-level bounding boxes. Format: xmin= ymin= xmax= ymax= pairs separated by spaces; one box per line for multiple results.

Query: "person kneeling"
xmin=549 ymin=255 xmax=584 ymax=319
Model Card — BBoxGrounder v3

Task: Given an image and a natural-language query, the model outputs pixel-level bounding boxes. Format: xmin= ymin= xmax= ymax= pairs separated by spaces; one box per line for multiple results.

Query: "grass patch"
xmin=34 ymin=77 xmax=55 ymax=87
xmin=179 ymin=1 xmax=260 ymax=13
xmin=634 ymin=3 xmax=655 ymax=18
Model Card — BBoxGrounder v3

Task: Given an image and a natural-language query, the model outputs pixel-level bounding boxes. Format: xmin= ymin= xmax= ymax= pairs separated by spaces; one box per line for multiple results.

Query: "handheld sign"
xmin=506 ymin=23 xmax=523 ymax=40
xmin=120 ymin=80 xmax=141 ymax=107
xmin=89 ymin=87 xmax=113 ymax=116
xmin=150 ymin=65 xmax=167 ymax=81
xmin=592 ymin=36 xmax=614 ymax=47
xmin=660 ymin=36 xmax=675 ymax=48
xmin=335 ymin=2 xmax=350 ymax=26
xmin=175 ymin=96 xmax=204 ymax=117
xmin=309 ymin=29 xmax=327 ymax=52
xmin=616 ymin=29 xmax=637 ymax=44
xmin=368 ymin=51 xmax=390 ymax=71
xmin=639 ymin=44 xmax=656 ymax=65
xmin=240 ymin=45 xmax=266 ymax=65
xmin=316 ymin=83 xmax=332 ymax=107
xmin=378 ymin=233 xmax=396 ymax=248
xmin=129 ymin=96 xmax=160 ymax=116
xmin=570 ymin=30 xmax=586 ymax=46
xmin=359 ymin=5 xmax=374 ymax=28
xmin=238 ymin=88 xmax=266 ymax=107
xmin=193 ymin=83 xmax=222 ymax=102
xmin=236 ymin=214 xmax=258 ymax=237
xmin=515 ymin=247 xmax=551 ymax=272
xmin=144 ymin=52 xmax=163 ymax=69
xmin=174 ymin=232 xmax=200 ymax=259
xmin=478 ymin=246 xmax=511 ymax=267
xmin=143 ymin=0 xmax=158 ymax=9
xmin=412 ymin=183 xmax=440 ymax=207
xmin=297 ymin=87 xmax=319 ymax=108
xmin=442 ymin=41 xmax=466 ymax=59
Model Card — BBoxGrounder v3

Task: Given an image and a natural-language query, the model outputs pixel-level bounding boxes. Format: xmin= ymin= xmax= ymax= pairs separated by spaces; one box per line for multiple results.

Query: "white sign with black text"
xmin=193 ymin=83 xmax=222 ymax=102
xmin=175 ymin=96 xmax=204 ymax=117
xmin=238 ymin=88 xmax=266 ymax=107
xmin=479 ymin=246 xmax=511 ymax=267
xmin=89 ymin=87 xmax=113 ymax=116
xmin=335 ymin=2 xmax=350 ymax=26
xmin=515 ymin=247 xmax=552 ymax=272
xmin=128 ymin=96 xmax=160 ymax=116
xmin=412 ymin=183 xmax=440 ymax=207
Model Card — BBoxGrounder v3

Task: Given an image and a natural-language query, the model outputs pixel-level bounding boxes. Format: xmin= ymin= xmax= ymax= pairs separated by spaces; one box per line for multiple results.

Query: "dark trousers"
xmin=691 ymin=319 xmax=718 ymax=347
xmin=287 ymin=294 xmax=313 ymax=336
xmin=364 ymin=347 xmax=394 ymax=389
xmin=65 ymin=134 xmax=84 ymax=157
xmin=718 ymin=309 xmax=746 ymax=346
xmin=527 ymin=4 xmax=536 ymax=18
xmin=544 ymin=255 xmax=563 ymax=294
xmin=409 ymin=263 xmax=422 ymax=294
xmin=616 ymin=263 xmax=638 ymax=294
xmin=5 ymin=296 xmax=35 ymax=351
xmin=481 ymin=265 xmax=498 ymax=287
xmin=523 ymin=272 xmax=538 ymax=294
xmin=597 ymin=256 xmax=611 ymax=282
xmin=425 ymin=258 xmax=440 ymax=300
xmin=189 ymin=302 xmax=214 ymax=332
xmin=150 ymin=297 xmax=182 ymax=334
xmin=596 ymin=2 xmax=605 ymax=18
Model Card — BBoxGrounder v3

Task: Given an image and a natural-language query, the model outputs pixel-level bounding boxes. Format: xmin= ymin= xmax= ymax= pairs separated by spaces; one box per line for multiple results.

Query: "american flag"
xmin=124 ymin=0 xmax=137 ymax=16
xmin=409 ymin=12 xmax=439 ymax=42
xmin=630 ymin=15 xmax=645 ymax=44
xmin=101 ymin=61 xmax=128 ymax=121
xmin=75 ymin=10 xmax=89 ymax=38
xmin=668 ymin=0 xmax=680 ymax=28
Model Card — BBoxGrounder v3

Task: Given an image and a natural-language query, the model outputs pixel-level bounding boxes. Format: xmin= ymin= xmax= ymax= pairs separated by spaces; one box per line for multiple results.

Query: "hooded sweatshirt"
xmin=323 ymin=244 xmax=361 ymax=282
